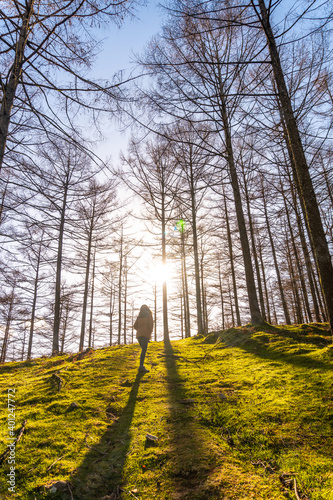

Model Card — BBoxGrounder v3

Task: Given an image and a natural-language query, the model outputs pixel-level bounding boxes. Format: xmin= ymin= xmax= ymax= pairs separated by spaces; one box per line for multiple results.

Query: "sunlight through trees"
xmin=1 ymin=0 xmax=333 ymax=361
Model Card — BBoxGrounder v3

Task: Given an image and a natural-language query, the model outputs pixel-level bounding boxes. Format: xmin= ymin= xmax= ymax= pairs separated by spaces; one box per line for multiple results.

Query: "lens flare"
xmin=175 ymin=219 xmax=186 ymax=233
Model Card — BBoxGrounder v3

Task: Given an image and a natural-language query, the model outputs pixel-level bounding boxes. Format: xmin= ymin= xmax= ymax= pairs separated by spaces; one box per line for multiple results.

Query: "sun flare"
xmin=148 ymin=261 xmax=176 ymax=284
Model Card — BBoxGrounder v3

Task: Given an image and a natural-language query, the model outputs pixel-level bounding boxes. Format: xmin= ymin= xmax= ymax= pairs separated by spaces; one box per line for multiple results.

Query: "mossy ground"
xmin=0 ymin=323 xmax=332 ymax=499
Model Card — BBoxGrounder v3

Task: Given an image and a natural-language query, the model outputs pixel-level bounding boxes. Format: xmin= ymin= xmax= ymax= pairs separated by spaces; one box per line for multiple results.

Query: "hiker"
xmin=134 ymin=304 xmax=153 ymax=373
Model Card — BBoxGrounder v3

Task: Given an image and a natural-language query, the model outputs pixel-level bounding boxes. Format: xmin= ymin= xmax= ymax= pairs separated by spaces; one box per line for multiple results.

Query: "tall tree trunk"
xmin=154 ymin=282 xmax=157 ymax=341
xmin=118 ymin=228 xmax=123 ymax=345
xmin=281 ymin=182 xmax=312 ymax=322
xmin=123 ymin=258 xmax=128 ymax=345
xmin=189 ymin=161 xmax=204 ymax=335
xmin=88 ymin=247 xmax=96 ymax=348
xmin=0 ymin=0 xmax=35 ymax=172
xmin=21 ymin=327 xmax=27 ymax=361
xmin=228 ymin=277 xmax=235 ymax=327
xmin=27 ymin=234 xmax=43 ymax=360
xmin=286 ymin=236 xmax=303 ymax=324
xmin=311 ymin=266 xmax=327 ymax=322
xmin=181 ymin=228 xmax=191 ymax=337
xmin=217 ymin=71 xmax=262 ymax=324
xmin=287 ymin=170 xmax=322 ymax=322
xmin=0 ymin=181 xmax=8 ymax=225
xmin=0 ymin=291 xmax=14 ymax=364
xmin=242 ymin=170 xmax=266 ymax=320
xmin=60 ymin=301 xmax=69 ymax=353
xmin=322 ymin=162 xmax=333 ymax=207
xmin=286 ymin=145 xmax=328 ymax=320
xmin=258 ymin=242 xmax=272 ymax=324
xmin=255 ymin=0 xmax=333 ymax=332
xmin=180 ymin=294 xmax=184 ymax=339
xmin=53 ymin=182 xmax=68 ymax=355
xmin=161 ymin=182 xmax=169 ymax=342
xmin=269 ymin=284 xmax=278 ymax=324
xmin=200 ymin=248 xmax=207 ymax=333
xmin=262 ymin=182 xmax=291 ymax=324
xmin=79 ymin=216 xmax=94 ymax=352
xmin=109 ymin=284 xmax=114 ymax=345
xmin=218 ymin=260 xmax=226 ymax=330
xmin=223 ymin=191 xmax=241 ymax=326
xmin=131 ymin=306 xmax=134 ymax=344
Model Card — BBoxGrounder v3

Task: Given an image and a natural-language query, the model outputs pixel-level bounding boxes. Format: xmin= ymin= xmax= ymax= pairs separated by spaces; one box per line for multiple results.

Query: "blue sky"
xmin=89 ymin=1 xmax=164 ymax=162
xmin=93 ymin=1 xmax=164 ymax=78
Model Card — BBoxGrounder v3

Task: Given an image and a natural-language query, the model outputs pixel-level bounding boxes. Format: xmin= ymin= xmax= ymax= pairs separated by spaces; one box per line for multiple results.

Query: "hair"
xmin=138 ymin=304 xmax=152 ymax=318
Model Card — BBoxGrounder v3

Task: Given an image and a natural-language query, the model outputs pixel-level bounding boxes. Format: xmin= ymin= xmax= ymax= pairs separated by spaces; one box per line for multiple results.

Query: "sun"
xmin=148 ymin=261 xmax=176 ymax=284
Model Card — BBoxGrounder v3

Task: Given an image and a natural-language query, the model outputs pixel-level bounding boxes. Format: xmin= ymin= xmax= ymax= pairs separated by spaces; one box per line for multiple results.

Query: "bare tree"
xmin=73 ymin=178 xmax=118 ymax=352
xmin=249 ymin=0 xmax=333 ymax=331
xmin=0 ymin=0 xmax=137 ymax=172
xmin=138 ymin=2 xmax=264 ymax=323
xmin=121 ymin=137 xmax=181 ymax=342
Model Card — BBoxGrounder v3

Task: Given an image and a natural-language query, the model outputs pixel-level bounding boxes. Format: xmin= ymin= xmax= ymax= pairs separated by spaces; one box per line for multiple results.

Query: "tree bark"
xmin=189 ymin=161 xmax=204 ymax=335
xmin=287 ymin=172 xmax=322 ymax=322
xmin=79 ymin=214 xmax=94 ymax=352
xmin=0 ymin=291 xmax=14 ymax=364
xmin=200 ymin=250 xmax=208 ymax=333
xmin=0 ymin=0 xmax=34 ymax=172
xmin=228 ymin=277 xmax=235 ymax=327
xmin=88 ymin=247 xmax=96 ymax=348
xmin=53 ymin=182 xmax=68 ymax=355
xmin=218 ymin=74 xmax=262 ymax=324
xmin=181 ymin=228 xmax=191 ymax=337
xmin=117 ymin=228 xmax=123 ymax=345
xmin=154 ymin=282 xmax=157 ymax=341
xmin=286 ymin=236 xmax=303 ymax=324
xmin=281 ymin=182 xmax=312 ymax=322
xmin=223 ymin=190 xmax=241 ymax=326
xmin=123 ymin=258 xmax=128 ymax=345
xmin=161 ymin=179 xmax=169 ymax=342
xmin=27 ymin=233 xmax=43 ymax=360
xmin=242 ymin=170 xmax=266 ymax=320
xmin=258 ymin=242 xmax=272 ymax=324
xmin=218 ymin=260 xmax=226 ymax=330
xmin=262 ymin=182 xmax=291 ymax=324
xmin=109 ymin=284 xmax=114 ymax=345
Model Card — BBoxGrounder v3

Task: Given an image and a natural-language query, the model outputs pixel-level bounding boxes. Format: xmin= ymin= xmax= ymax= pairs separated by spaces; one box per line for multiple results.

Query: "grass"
xmin=0 ymin=323 xmax=332 ymax=499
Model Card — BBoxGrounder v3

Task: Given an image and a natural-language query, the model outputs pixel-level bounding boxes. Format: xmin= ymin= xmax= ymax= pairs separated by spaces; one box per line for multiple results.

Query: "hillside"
xmin=0 ymin=323 xmax=332 ymax=500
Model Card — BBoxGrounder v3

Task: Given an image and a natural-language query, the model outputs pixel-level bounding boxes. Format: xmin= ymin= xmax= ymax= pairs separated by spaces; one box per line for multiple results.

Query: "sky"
xmin=93 ymin=1 xmax=163 ymax=78
xmin=89 ymin=1 xmax=165 ymax=161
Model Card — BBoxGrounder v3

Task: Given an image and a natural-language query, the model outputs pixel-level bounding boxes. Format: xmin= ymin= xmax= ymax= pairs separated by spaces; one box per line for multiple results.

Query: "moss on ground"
xmin=0 ymin=324 xmax=332 ymax=499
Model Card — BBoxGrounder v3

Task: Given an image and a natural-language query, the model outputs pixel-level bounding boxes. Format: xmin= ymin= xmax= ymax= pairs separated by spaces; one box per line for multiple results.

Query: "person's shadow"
xmin=162 ymin=339 xmax=212 ymax=498
xmin=63 ymin=371 xmax=145 ymax=499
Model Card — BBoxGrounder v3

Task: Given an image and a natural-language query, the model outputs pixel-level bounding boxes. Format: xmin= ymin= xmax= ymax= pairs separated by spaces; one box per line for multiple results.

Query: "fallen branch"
xmin=0 ymin=420 xmax=27 ymax=466
xmin=279 ymin=473 xmax=309 ymax=500
xmin=294 ymin=478 xmax=301 ymax=500
xmin=47 ymin=454 xmax=65 ymax=471
xmin=67 ymin=482 xmax=74 ymax=500
xmin=84 ymin=434 xmax=107 ymax=456
xmin=128 ymin=489 xmax=139 ymax=499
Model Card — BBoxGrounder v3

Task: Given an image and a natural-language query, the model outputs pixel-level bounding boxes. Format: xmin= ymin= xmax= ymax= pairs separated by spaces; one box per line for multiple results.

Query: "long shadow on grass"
xmin=239 ymin=335 xmax=332 ymax=371
xmin=162 ymin=339 xmax=215 ymax=499
xmin=49 ymin=371 xmax=145 ymax=500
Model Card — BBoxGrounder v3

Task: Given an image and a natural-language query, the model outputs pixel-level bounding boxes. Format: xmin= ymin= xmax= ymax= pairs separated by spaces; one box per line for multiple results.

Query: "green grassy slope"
xmin=0 ymin=323 xmax=332 ymax=500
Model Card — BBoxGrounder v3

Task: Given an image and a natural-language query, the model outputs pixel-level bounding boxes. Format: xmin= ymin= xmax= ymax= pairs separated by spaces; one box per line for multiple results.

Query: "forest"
xmin=1 ymin=0 xmax=333 ymax=362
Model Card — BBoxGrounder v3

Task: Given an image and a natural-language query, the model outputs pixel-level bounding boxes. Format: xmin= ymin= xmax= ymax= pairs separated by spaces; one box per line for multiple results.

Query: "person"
xmin=134 ymin=304 xmax=153 ymax=373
